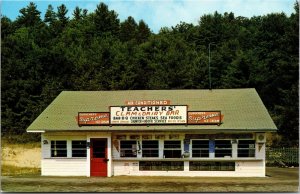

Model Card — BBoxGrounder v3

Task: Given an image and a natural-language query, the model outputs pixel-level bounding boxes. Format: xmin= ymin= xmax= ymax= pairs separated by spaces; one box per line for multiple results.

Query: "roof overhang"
xmin=27 ymin=130 xmax=45 ymax=133
xmin=35 ymin=128 xmax=277 ymax=133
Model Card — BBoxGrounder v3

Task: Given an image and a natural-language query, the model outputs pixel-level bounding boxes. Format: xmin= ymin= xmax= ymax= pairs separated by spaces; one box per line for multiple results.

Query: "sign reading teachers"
xmin=110 ymin=105 xmax=187 ymax=125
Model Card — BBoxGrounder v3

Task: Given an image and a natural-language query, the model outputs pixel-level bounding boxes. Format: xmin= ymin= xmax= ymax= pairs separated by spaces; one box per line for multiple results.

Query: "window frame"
xmin=191 ymin=139 xmax=210 ymax=158
xmin=71 ymin=140 xmax=87 ymax=158
xmin=120 ymin=140 xmax=138 ymax=158
xmin=142 ymin=140 xmax=159 ymax=158
xmin=51 ymin=140 xmax=67 ymax=158
xmin=163 ymin=140 xmax=182 ymax=158
xmin=237 ymin=139 xmax=256 ymax=158
xmin=214 ymin=139 xmax=232 ymax=158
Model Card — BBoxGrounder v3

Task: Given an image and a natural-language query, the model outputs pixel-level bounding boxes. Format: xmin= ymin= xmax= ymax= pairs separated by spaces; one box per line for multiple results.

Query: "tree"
xmin=82 ymin=9 xmax=88 ymax=18
xmin=1 ymin=16 xmax=13 ymax=39
xmin=57 ymin=4 xmax=69 ymax=27
xmin=1 ymin=2 xmax=298 ymax=146
xmin=119 ymin=16 xmax=138 ymax=42
xmin=73 ymin=6 xmax=82 ymax=21
xmin=16 ymin=2 xmax=41 ymax=27
xmin=44 ymin=5 xmax=56 ymax=25
xmin=136 ymin=20 xmax=151 ymax=43
xmin=221 ymin=51 xmax=250 ymax=88
xmin=94 ymin=2 xmax=120 ymax=36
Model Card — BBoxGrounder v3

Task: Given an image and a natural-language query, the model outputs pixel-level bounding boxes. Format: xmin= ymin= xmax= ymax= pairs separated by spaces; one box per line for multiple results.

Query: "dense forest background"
xmin=1 ymin=2 xmax=299 ymax=146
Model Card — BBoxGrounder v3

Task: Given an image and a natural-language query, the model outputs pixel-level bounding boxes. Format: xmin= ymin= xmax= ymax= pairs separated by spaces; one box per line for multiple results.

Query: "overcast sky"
xmin=1 ymin=0 xmax=296 ymax=33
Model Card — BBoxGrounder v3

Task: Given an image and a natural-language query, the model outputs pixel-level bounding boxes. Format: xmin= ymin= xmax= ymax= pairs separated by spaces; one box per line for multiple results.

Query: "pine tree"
xmin=137 ymin=20 xmax=151 ymax=43
xmin=94 ymin=2 xmax=120 ymax=36
xmin=44 ymin=5 xmax=56 ymax=25
xmin=16 ymin=2 xmax=41 ymax=27
xmin=57 ymin=4 xmax=69 ymax=27
xmin=73 ymin=6 xmax=82 ymax=21
xmin=119 ymin=16 xmax=138 ymax=42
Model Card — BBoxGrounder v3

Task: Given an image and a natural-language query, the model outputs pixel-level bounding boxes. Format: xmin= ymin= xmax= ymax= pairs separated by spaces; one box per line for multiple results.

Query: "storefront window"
xmin=192 ymin=140 xmax=209 ymax=157
xmin=189 ymin=161 xmax=235 ymax=171
xmin=51 ymin=140 xmax=67 ymax=157
xmin=142 ymin=140 xmax=159 ymax=157
xmin=120 ymin=140 xmax=137 ymax=157
xmin=238 ymin=140 xmax=255 ymax=157
xmin=215 ymin=140 xmax=232 ymax=157
xmin=139 ymin=161 xmax=184 ymax=171
xmin=164 ymin=140 xmax=181 ymax=158
xmin=72 ymin=140 xmax=87 ymax=157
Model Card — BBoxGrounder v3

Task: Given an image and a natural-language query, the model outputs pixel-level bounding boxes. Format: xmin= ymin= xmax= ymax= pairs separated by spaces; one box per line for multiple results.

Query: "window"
xmin=192 ymin=140 xmax=209 ymax=157
xmin=72 ymin=140 xmax=87 ymax=157
xmin=238 ymin=140 xmax=255 ymax=157
xmin=164 ymin=140 xmax=181 ymax=158
xmin=215 ymin=140 xmax=232 ymax=157
xmin=139 ymin=161 xmax=184 ymax=171
xmin=120 ymin=140 xmax=137 ymax=157
xmin=142 ymin=140 xmax=159 ymax=157
xmin=189 ymin=161 xmax=235 ymax=171
xmin=51 ymin=140 xmax=67 ymax=157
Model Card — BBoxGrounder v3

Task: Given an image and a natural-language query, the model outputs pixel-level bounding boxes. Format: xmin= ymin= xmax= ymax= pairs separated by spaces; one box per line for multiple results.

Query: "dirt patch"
xmin=1 ymin=168 xmax=299 ymax=192
xmin=2 ymin=143 xmax=41 ymax=168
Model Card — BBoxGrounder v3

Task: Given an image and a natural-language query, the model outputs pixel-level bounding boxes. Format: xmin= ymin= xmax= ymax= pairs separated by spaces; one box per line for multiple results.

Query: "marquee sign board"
xmin=187 ymin=111 xmax=222 ymax=125
xmin=110 ymin=105 xmax=187 ymax=125
xmin=77 ymin=106 xmax=224 ymax=126
xmin=78 ymin=112 xmax=110 ymax=126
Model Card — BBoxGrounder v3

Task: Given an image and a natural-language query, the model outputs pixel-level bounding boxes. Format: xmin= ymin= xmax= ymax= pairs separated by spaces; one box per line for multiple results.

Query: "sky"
xmin=1 ymin=0 xmax=296 ymax=33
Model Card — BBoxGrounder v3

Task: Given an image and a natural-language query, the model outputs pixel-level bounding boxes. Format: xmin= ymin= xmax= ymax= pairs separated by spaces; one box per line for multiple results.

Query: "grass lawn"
xmin=1 ymin=167 xmax=299 ymax=192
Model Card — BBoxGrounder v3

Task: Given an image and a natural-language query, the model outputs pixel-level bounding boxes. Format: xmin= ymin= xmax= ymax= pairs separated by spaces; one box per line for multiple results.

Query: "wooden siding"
xmin=41 ymin=159 xmax=87 ymax=176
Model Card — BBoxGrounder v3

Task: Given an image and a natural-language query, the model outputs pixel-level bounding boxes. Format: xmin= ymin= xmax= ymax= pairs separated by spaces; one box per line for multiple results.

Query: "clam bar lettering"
xmin=110 ymin=106 xmax=187 ymax=125
xmin=78 ymin=112 xmax=110 ymax=126
xmin=188 ymin=111 xmax=222 ymax=124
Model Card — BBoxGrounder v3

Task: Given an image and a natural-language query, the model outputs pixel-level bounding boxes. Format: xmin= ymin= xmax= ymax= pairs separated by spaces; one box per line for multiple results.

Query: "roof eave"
xmin=27 ymin=130 xmax=45 ymax=133
xmin=27 ymin=128 xmax=277 ymax=133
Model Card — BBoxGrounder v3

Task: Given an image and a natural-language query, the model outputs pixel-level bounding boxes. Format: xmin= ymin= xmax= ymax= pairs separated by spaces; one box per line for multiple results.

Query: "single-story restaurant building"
xmin=27 ymin=88 xmax=277 ymax=177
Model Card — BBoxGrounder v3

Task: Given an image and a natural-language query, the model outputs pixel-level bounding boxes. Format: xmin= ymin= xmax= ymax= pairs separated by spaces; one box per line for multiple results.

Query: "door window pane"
xmin=93 ymin=140 xmax=106 ymax=158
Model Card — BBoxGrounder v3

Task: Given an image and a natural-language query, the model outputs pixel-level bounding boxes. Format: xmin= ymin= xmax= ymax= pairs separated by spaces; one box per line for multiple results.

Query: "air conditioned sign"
xmin=110 ymin=105 xmax=187 ymax=125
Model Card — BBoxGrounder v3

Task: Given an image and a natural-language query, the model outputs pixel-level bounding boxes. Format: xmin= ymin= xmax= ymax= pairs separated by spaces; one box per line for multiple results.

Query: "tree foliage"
xmin=1 ymin=2 xmax=298 ymax=146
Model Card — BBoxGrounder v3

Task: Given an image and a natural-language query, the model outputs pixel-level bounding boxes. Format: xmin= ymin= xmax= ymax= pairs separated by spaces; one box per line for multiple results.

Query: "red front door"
xmin=90 ymin=139 xmax=108 ymax=177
